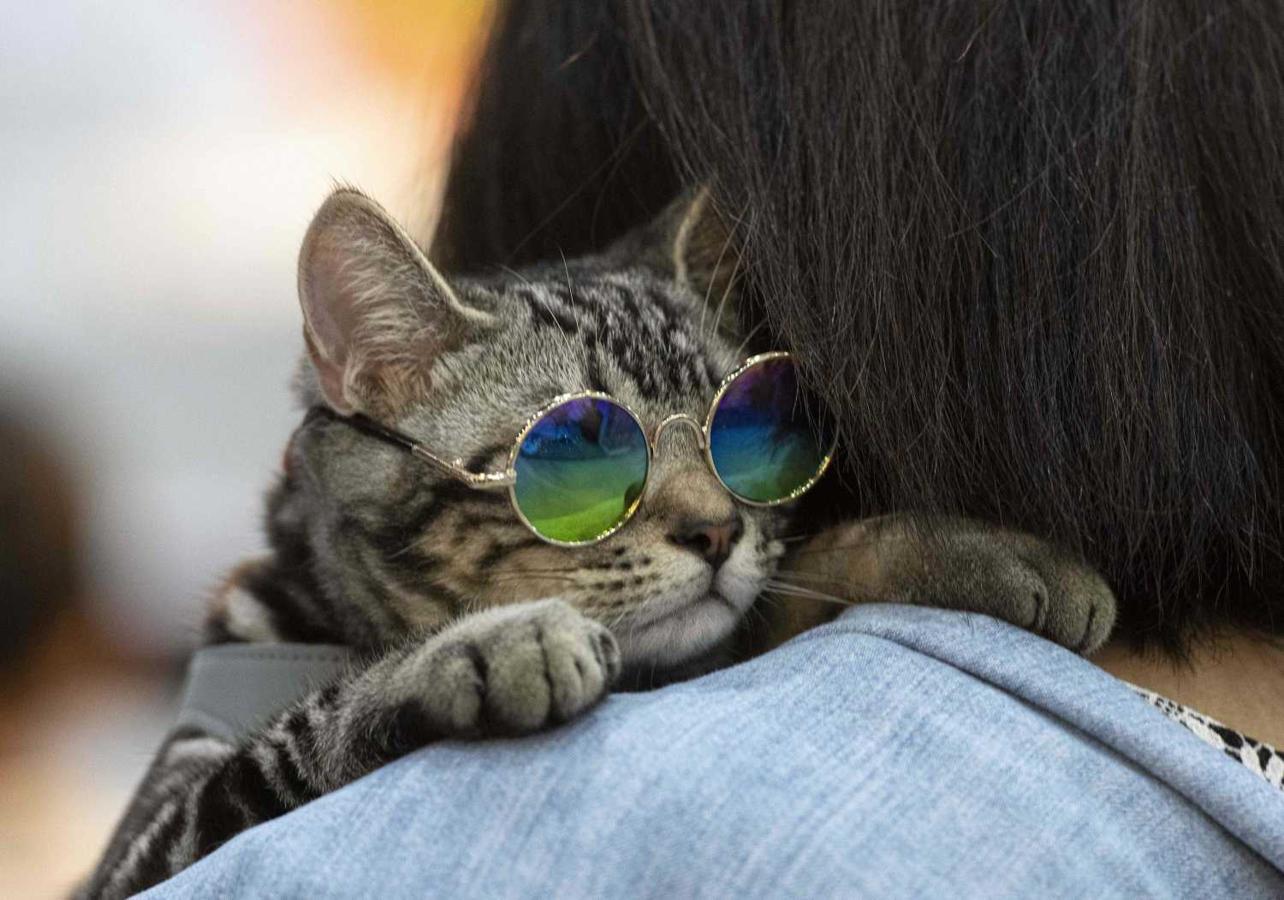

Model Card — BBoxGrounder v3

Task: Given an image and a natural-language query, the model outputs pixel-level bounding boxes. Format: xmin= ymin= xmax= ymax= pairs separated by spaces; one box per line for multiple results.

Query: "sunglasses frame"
xmin=505 ymin=391 xmax=652 ymax=547
xmin=700 ymin=351 xmax=836 ymax=506
xmin=320 ymin=351 xmax=835 ymax=548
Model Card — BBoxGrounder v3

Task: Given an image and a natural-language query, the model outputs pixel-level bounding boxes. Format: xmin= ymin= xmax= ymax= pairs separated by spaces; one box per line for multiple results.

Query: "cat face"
xmin=291 ymin=190 xmax=787 ymax=667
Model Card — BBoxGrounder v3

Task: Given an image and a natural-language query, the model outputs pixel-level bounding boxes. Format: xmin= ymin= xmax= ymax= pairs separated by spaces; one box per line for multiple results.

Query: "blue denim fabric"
xmin=144 ymin=604 xmax=1284 ymax=899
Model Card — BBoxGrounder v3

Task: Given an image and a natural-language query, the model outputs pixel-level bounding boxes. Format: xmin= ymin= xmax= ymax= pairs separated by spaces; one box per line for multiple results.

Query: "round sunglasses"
xmin=317 ymin=352 xmax=836 ymax=547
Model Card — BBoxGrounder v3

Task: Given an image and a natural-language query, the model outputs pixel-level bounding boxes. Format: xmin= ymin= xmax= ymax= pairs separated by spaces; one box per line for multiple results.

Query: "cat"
xmin=84 ymin=188 xmax=1115 ymax=898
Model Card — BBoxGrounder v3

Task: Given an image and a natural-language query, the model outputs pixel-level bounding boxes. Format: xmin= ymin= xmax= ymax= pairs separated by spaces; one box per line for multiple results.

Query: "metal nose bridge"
xmin=651 ymin=413 xmax=706 ymax=451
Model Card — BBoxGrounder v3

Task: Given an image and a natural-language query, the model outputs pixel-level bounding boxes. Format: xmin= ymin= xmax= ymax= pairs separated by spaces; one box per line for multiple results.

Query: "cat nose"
xmin=668 ymin=516 xmax=744 ymax=568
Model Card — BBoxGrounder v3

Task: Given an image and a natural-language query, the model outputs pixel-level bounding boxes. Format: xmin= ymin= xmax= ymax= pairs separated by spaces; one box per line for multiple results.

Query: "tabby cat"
xmin=85 ymin=188 xmax=1115 ymax=897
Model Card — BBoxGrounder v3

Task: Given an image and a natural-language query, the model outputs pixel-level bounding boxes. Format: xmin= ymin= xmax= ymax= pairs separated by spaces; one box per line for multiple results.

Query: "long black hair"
xmin=431 ymin=0 xmax=1284 ymax=655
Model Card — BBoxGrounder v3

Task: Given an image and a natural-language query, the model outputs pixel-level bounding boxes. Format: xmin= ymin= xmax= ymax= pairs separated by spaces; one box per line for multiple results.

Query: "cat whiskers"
xmin=762 ymin=577 xmax=860 ymax=608
xmin=773 ymin=532 xmax=825 ymax=545
xmin=770 ymin=569 xmax=859 ymax=588
xmin=780 ymin=534 xmax=885 ymax=560
xmin=742 ymin=594 xmax=776 ymax=629
xmin=602 ymin=605 xmax=638 ymax=634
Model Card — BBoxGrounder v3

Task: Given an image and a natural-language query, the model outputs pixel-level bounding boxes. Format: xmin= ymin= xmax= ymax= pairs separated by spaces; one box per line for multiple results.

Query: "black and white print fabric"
xmin=1134 ymin=686 xmax=1284 ymax=792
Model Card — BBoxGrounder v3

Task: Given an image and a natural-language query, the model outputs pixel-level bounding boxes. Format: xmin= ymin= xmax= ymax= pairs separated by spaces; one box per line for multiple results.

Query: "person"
xmin=145 ymin=1 xmax=1284 ymax=895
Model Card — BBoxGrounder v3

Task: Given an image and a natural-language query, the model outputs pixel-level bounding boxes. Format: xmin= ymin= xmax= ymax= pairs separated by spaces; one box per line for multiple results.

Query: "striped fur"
xmin=86 ymin=190 xmax=1117 ymax=897
xmin=84 ymin=191 xmax=790 ymax=897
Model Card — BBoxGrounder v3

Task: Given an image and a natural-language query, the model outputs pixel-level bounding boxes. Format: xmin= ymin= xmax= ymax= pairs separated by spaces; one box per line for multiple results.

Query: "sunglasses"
xmin=316 ymin=352 xmax=835 ymax=546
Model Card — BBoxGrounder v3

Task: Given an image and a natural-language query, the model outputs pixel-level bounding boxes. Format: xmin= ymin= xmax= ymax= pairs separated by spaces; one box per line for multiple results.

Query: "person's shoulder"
xmin=142 ymin=605 xmax=1284 ymax=900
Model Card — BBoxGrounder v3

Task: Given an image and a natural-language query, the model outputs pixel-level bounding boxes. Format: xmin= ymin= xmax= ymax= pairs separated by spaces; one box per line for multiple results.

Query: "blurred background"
xmin=0 ymin=2 xmax=489 ymax=894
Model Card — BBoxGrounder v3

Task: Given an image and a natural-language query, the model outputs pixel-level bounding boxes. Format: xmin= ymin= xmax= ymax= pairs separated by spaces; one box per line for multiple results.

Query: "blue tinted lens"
xmin=513 ymin=397 xmax=649 ymax=543
xmin=708 ymin=357 xmax=833 ymax=503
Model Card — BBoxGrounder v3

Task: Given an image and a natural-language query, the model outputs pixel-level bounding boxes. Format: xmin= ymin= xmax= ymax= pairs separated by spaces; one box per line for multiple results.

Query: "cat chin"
xmin=614 ymin=593 xmax=743 ymax=668
xmin=613 ymin=563 xmax=766 ymax=667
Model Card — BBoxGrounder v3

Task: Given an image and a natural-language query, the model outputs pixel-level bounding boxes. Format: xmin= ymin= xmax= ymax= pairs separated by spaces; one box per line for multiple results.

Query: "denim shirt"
xmin=145 ymin=604 xmax=1284 ymax=899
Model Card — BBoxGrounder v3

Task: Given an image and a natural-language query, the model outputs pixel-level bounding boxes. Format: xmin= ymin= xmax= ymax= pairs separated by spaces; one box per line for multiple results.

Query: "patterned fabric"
xmin=1134 ymin=686 xmax=1284 ymax=791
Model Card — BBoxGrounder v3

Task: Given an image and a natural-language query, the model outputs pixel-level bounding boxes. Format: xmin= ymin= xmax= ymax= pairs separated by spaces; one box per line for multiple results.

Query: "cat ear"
xmin=613 ymin=187 xmax=744 ymax=318
xmin=297 ymin=189 xmax=495 ymax=416
xmin=665 ymin=187 xmax=743 ymax=303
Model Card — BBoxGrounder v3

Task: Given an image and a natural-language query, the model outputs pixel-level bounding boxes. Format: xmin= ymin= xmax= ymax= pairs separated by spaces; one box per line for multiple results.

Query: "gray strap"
xmin=175 ymin=643 xmax=354 ymax=742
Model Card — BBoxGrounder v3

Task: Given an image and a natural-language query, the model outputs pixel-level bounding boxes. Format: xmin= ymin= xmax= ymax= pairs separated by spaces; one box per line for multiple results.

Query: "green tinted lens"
xmin=708 ymin=356 xmax=834 ymax=503
xmin=512 ymin=397 xmax=649 ymax=544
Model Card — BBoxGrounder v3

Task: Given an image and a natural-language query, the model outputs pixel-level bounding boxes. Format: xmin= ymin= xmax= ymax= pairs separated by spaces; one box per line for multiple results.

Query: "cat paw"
xmin=784 ymin=516 xmax=1118 ymax=655
xmin=410 ymin=599 xmax=621 ymax=736
xmin=1024 ymin=549 xmax=1117 ymax=654
xmin=958 ymin=534 xmax=1117 ymax=654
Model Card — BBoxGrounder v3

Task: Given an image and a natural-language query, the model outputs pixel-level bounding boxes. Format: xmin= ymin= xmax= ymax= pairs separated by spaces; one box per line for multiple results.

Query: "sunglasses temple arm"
xmin=408 ymin=445 xmax=516 ymax=489
xmin=312 ymin=409 xmax=515 ymax=489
